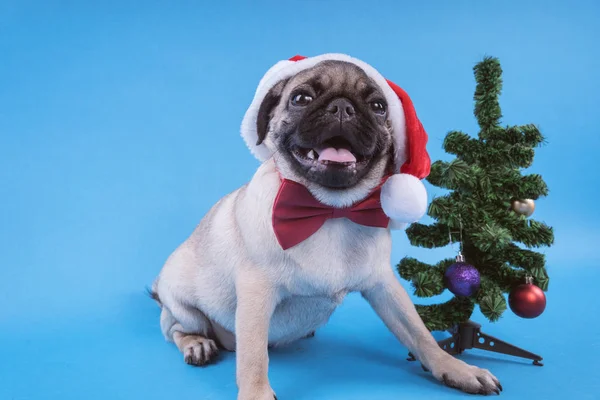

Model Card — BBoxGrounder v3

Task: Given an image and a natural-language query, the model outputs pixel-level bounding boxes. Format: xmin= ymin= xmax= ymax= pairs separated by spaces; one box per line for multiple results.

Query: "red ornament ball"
xmin=508 ymin=279 xmax=546 ymax=319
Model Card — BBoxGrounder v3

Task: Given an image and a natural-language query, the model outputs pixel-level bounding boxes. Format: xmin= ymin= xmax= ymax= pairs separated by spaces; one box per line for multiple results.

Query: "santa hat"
xmin=240 ymin=53 xmax=431 ymax=228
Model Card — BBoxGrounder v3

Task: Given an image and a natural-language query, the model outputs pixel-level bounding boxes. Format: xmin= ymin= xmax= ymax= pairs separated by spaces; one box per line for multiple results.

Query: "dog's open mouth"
xmin=291 ymin=137 xmax=370 ymax=168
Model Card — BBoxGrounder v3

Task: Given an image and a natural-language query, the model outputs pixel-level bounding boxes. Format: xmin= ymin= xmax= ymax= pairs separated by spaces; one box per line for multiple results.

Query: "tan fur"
xmin=153 ymin=62 xmax=501 ymax=399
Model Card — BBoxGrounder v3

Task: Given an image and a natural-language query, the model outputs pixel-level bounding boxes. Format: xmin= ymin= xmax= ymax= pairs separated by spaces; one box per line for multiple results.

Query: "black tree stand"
xmin=408 ymin=320 xmax=543 ymax=366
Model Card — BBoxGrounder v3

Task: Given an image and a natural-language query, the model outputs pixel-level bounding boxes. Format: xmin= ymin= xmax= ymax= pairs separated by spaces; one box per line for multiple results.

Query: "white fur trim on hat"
xmin=380 ymin=173 xmax=428 ymax=224
xmin=240 ymin=53 xmax=408 ymax=172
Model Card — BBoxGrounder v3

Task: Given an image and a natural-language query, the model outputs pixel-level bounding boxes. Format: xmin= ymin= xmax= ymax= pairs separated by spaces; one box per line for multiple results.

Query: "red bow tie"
xmin=272 ymin=178 xmax=390 ymax=250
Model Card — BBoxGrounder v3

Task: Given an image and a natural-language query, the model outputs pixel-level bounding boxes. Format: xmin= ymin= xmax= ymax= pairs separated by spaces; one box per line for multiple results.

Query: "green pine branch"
xmin=503 ymin=244 xmax=546 ymax=271
xmin=412 ymin=271 xmax=445 ymax=297
xmin=398 ymin=258 xmax=455 ymax=298
xmin=470 ymin=222 xmax=513 ymax=252
xmin=427 ymin=159 xmax=478 ymax=192
xmin=442 ymin=131 xmax=480 ymax=164
xmin=415 ymin=297 xmax=475 ymax=332
xmin=397 ymin=257 xmax=436 ymax=280
xmin=478 ymin=142 xmax=535 ymax=169
xmin=474 ymin=56 xmax=503 ymax=138
xmin=507 ymin=218 xmax=554 ymax=248
xmin=486 ymin=124 xmax=546 ymax=148
xmin=405 ymin=222 xmax=451 ymax=248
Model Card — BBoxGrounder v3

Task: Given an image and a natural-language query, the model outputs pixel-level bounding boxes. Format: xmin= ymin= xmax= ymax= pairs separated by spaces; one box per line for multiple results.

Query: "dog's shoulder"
xmin=234 ymin=158 xmax=280 ymax=226
xmin=233 ymin=159 xmax=285 ymax=258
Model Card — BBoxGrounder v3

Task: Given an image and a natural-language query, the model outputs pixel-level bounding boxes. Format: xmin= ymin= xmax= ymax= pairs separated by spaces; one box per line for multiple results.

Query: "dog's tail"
xmin=146 ymin=280 xmax=162 ymax=307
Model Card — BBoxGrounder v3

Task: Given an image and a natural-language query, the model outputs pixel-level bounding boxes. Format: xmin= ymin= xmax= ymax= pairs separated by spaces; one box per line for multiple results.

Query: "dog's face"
xmin=256 ymin=61 xmax=394 ymax=202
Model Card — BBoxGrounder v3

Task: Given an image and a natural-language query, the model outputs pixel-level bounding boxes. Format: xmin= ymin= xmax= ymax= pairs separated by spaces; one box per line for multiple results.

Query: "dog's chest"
xmin=284 ymin=219 xmax=389 ymax=296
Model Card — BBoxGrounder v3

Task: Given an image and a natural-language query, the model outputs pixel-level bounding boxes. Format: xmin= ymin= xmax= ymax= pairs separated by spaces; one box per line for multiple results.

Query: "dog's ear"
xmin=256 ymin=78 xmax=289 ymax=146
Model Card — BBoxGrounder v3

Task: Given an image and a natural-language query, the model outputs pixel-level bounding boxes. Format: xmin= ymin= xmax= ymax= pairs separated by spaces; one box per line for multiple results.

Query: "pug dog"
xmin=151 ymin=54 xmax=502 ymax=399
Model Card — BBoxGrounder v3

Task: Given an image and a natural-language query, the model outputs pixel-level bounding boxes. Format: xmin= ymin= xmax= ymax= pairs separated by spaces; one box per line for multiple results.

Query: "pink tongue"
xmin=317 ymin=147 xmax=357 ymax=163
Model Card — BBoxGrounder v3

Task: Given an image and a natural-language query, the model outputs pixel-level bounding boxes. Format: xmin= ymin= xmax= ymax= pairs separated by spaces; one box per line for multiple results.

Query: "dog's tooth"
xmin=307 ymin=149 xmax=317 ymax=160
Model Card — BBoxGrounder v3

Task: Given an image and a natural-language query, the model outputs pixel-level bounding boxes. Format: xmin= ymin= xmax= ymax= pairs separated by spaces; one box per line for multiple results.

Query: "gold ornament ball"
xmin=512 ymin=199 xmax=535 ymax=217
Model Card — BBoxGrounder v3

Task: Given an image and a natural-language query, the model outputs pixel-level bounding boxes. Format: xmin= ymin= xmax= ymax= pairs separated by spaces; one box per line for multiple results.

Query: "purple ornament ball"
xmin=444 ymin=262 xmax=481 ymax=297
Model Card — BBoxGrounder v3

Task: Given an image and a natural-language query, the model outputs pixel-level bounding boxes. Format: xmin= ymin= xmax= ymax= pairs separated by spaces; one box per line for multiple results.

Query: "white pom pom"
xmin=380 ymin=173 xmax=428 ymax=226
xmin=388 ymin=220 xmax=408 ymax=230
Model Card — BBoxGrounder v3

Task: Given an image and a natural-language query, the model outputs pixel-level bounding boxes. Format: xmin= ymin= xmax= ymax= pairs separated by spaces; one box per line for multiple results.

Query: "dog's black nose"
xmin=326 ymin=98 xmax=355 ymax=120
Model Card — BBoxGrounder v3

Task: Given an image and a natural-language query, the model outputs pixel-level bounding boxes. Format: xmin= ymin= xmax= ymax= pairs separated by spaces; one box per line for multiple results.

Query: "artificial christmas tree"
xmin=397 ymin=56 xmax=554 ymax=365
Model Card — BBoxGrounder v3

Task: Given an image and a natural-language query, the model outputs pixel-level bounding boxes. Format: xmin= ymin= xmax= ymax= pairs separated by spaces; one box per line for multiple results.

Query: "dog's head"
xmin=255 ymin=60 xmax=395 ymax=206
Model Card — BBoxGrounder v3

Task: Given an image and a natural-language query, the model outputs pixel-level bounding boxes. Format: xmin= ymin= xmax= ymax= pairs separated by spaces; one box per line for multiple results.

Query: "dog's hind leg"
xmin=160 ymin=304 xmax=220 ymax=366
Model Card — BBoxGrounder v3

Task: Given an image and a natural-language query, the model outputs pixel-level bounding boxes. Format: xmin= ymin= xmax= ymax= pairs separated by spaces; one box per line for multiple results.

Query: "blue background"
xmin=1 ymin=1 xmax=599 ymax=399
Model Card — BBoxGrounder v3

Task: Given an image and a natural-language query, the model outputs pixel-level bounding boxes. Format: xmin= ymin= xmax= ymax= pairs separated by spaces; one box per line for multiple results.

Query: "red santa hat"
xmin=240 ymin=53 xmax=431 ymax=228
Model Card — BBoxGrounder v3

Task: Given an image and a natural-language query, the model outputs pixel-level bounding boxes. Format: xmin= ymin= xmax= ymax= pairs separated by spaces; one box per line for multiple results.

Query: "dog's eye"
xmin=370 ymin=101 xmax=386 ymax=114
xmin=291 ymin=93 xmax=313 ymax=106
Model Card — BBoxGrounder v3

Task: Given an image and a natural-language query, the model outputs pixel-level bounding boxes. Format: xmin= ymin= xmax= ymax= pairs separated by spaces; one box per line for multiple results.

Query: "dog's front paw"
xmin=238 ymin=385 xmax=277 ymax=400
xmin=429 ymin=354 xmax=502 ymax=395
